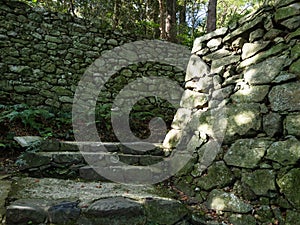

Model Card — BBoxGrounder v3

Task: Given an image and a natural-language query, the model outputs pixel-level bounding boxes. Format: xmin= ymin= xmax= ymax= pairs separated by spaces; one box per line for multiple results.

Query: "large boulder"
xmin=0 ymin=181 xmax=11 ymax=221
xmin=285 ymin=210 xmax=300 ymax=225
xmin=224 ymin=103 xmax=262 ymax=142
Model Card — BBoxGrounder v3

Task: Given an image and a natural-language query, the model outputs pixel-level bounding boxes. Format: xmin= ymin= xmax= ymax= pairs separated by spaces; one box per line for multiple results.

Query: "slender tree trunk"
xmin=150 ymin=0 xmax=160 ymax=38
xmin=158 ymin=0 xmax=167 ymax=39
xmin=177 ymin=0 xmax=186 ymax=42
xmin=113 ymin=0 xmax=121 ymax=30
xmin=191 ymin=2 xmax=197 ymax=40
xmin=206 ymin=0 xmax=217 ymax=33
xmin=68 ymin=0 xmax=76 ymax=16
xmin=166 ymin=0 xmax=177 ymax=42
xmin=179 ymin=0 xmax=186 ymax=26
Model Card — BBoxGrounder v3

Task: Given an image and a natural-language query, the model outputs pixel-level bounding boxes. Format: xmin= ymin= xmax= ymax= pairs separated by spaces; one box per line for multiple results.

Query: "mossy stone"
xmin=242 ymin=170 xmax=276 ymax=196
xmin=266 ymin=137 xmax=300 ymax=165
xmin=285 ymin=210 xmax=300 ymax=225
xmin=196 ymin=161 xmax=234 ymax=191
xmin=277 ymin=168 xmax=300 ymax=209
xmin=229 ymin=214 xmax=256 ymax=225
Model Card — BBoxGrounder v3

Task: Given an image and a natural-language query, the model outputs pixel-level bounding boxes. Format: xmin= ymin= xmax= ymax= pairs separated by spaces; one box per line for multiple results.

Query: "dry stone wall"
xmin=164 ymin=0 xmax=300 ymax=224
xmin=0 ymin=0 xmax=134 ymax=109
xmin=0 ymin=0 xmax=185 ymax=139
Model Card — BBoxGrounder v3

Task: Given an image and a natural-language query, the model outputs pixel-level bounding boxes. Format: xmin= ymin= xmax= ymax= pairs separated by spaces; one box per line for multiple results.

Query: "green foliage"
xmin=0 ymin=104 xmax=54 ymax=136
xmin=0 ymin=130 xmax=19 ymax=151
xmin=217 ymin=0 xmax=277 ymax=28
xmin=177 ymin=25 xmax=204 ymax=48
xmin=0 ymin=104 xmax=73 ymax=141
xmin=95 ymin=103 xmax=112 ymax=128
xmin=20 ymin=0 xmax=268 ymax=46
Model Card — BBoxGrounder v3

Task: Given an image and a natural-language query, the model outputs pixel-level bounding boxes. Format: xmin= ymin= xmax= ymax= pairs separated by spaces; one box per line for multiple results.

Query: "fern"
xmin=0 ymin=104 xmax=55 ymax=135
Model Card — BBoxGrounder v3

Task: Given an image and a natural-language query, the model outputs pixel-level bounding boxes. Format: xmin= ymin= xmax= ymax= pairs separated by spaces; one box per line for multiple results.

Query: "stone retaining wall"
xmin=0 ymin=0 xmax=185 ymax=139
xmin=164 ymin=0 xmax=300 ymax=224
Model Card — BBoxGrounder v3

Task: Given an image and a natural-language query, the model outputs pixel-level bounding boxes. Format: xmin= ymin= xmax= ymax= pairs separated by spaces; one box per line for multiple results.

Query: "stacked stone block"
xmin=165 ymin=0 xmax=300 ymax=224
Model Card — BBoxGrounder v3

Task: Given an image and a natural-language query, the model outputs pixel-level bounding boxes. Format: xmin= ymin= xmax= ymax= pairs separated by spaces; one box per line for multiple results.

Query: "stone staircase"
xmin=1 ymin=140 xmax=196 ymax=225
xmin=17 ymin=141 xmax=167 ymax=182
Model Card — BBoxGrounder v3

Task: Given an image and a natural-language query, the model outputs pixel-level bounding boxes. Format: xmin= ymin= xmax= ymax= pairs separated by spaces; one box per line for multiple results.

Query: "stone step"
xmin=79 ymin=165 xmax=165 ymax=183
xmin=18 ymin=151 xmax=165 ymax=180
xmin=4 ymin=177 xmax=189 ymax=225
xmin=20 ymin=151 xmax=164 ymax=168
xmin=38 ymin=140 xmax=165 ymax=156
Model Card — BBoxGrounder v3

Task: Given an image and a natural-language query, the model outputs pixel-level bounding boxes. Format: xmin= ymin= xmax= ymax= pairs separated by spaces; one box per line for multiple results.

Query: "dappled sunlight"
xmin=197 ymin=124 xmax=213 ymax=136
xmin=2 ymin=0 xmax=300 ymax=223
xmin=234 ymin=111 xmax=256 ymax=126
xmin=210 ymin=197 xmax=226 ymax=211
xmin=9 ymin=205 xmax=35 ymax=210
xmin=236 ymin=84 xmax=252 ymax=96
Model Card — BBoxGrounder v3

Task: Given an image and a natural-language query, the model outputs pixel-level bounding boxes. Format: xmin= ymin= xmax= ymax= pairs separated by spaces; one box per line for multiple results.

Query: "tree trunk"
xmin=149 ymin=0 xmax=161 ymax=38
xmin=113 ymin=0 xmax=121 ymax=30
xmin=179 ymin=0 xmax=186 ymax=26
xmin=158 ymin=0 xmax=167 ymax=39
xmin=178 ymin=0 xmax=186 ymax=42
xmin=206 ymin=0 xmax=217 ymax=33
xmin=165 ymin=0 xmax=177 ymax=42
xmin=68 ymin=0 xmax=76 ymax=16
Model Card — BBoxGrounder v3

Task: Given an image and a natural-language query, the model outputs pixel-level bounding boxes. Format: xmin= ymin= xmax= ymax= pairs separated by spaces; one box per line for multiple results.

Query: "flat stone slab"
xmin=13 ymin=136 xmax=42 ymax=147
xmin=33 ymin=140 xmax=165 ymax=155
xmin=5 ymin=177 xmax=188 ymax=225
xmin=9 ymin=177 xmax=156 ymax=203
xmin=35 ymin=151 xmax=163 ymax=166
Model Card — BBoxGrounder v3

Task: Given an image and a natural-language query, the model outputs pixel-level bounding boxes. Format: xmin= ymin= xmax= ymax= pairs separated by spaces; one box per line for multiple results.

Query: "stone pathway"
xmin=3 ymin=177 xmax=189 ymax=225
xmin=1 ymin=140 xmax=192 ymax=225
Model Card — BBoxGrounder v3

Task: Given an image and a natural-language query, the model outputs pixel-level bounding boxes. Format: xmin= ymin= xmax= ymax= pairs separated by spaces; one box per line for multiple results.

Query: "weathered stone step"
xmin=18 ymin=151 xmax=165 ymax=180
xmin=4 ymin=177 xmax=188 ymax=225
xmin=79 ymin=165 xmax=164 ymax=183
xmin=39 ymin=140 xmax=165 ymax=156
xmin=20 ymin=151 xmax=164 ymax=168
